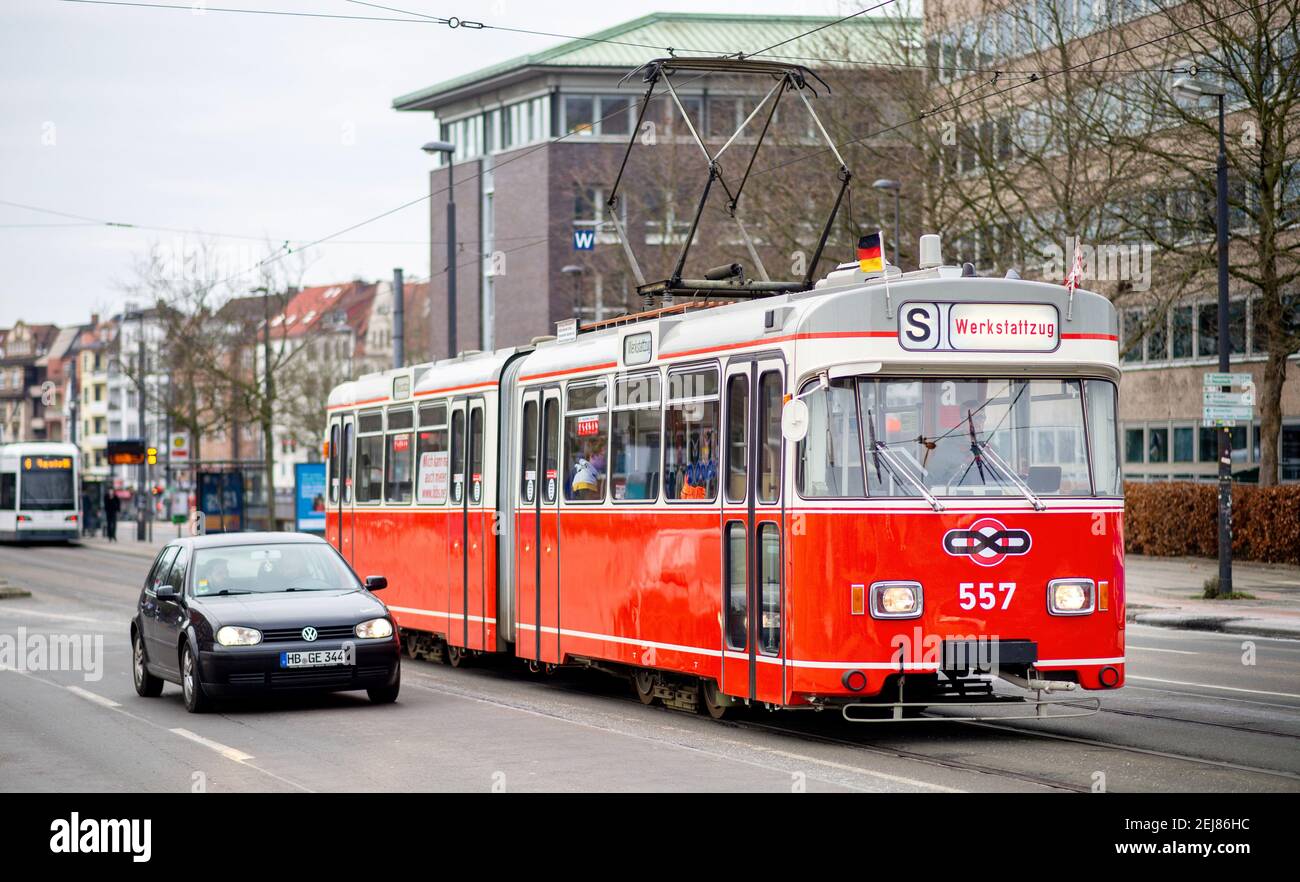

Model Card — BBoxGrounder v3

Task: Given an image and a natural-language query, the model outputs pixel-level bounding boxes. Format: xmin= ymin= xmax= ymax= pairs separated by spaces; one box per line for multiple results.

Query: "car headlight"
xmin=355 ymin=617 xmax=394 ymax=639
xmin=869 ymin=581 xmax=923 ymax=619
xmin=1048 ymin=579 xmax=1095 ymax=615
xmin=215 ymin=626 xmax=262 ymax=646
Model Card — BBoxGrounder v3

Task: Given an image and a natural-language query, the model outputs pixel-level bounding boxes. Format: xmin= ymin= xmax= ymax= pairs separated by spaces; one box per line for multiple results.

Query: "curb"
xmin=1128 ymin=610 xmax=1300 ymax=641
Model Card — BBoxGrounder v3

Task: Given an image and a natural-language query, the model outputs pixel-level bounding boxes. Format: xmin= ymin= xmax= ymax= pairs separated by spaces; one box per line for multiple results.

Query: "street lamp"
xmin=422 ymin=140 xmax=458 ymax=359
xmin=872 ymin=178 xmax=901 ymax=269
xmin=561 ymin=264 xmax=585 ymax=322
xmin=1173 ymin=75 xmax=1232 ymax=598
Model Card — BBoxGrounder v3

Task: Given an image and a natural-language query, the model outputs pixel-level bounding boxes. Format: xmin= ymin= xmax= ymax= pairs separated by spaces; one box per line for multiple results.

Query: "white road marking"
xmin=1127 ymin=676 xmax=1300 ymax=700
xmin=1127 ymin=645 xmax=1198 ymax=656
xmin=65 ymin=685 xmax=122 ymax=708
xmin=1124 ymin=684 xmax=1300 ymax=710
xmin=169 ymin=728 xmax=254 ymax=763
xmin=0 ymin=606 xmax=115 ymax=625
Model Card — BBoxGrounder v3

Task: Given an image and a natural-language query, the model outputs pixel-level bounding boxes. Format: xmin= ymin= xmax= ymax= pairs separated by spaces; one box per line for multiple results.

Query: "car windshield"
xmin=191 ymin=543 xmax=362 ymax=597
xmin=798 ymin=376 xmax=1120 ymax=499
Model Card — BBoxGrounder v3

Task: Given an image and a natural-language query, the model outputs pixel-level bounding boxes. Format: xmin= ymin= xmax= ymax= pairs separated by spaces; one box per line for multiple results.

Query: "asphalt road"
xmin=1 ymin=541 xmax=1298 ymax=793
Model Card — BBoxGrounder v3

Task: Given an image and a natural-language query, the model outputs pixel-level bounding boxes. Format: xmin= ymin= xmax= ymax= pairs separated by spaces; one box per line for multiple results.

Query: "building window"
xmin=1197 ymin=303 xmax=1218 ymax=357
xmin=1171 ymin=305 xmax=1194 ymax=358
xmin=1147 ymin=311 xmax=1168 ymax=362
xmin=564 ymin=96 xmax=594 ymax=136
xmin=1282 ymin=425 xmax=1300 ymax=481
xmin=1122 ymin=309 xmax=1144 ymax=362
xmin=1147 ymin=426 xmax=1168 ymax=463
xmin=1173 ymin=426 xmax=1195 ymax=462
xmin=598 ymin=96 xmax=631 ymax=136
xmin=1124 ymin=427 xmax=1145 ymax=463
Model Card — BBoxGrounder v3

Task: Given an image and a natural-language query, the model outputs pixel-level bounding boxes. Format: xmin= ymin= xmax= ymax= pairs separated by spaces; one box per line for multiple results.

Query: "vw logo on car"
xmin=301 ymin=627 xmax=318 ymax=642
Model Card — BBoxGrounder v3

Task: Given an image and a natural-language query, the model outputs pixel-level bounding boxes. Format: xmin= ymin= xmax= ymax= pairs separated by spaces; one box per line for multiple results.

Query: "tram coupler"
xmin=998 ymin=672 xmax=1080 ymax=694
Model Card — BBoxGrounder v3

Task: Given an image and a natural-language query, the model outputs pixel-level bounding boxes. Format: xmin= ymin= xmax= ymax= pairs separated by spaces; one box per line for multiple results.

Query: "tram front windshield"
xmin=798 ymin=377 xmax=1121 ymax=499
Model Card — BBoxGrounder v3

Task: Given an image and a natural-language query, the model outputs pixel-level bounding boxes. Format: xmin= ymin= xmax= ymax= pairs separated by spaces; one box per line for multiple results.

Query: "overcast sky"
xmin=0 ymin=0 xmax=866 ymax=328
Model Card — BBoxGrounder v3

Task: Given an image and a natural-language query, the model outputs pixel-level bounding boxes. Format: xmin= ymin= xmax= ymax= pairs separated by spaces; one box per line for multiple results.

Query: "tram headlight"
xmin=216 ymin=626 xmax=262 ymax=647
xmin=1048 ymin=579 xmax=1095 ymax=616
xmin=355 ymin=617 xmax=394 ymax=640
xmin=869 ymin=581 xmax=923 ymax=619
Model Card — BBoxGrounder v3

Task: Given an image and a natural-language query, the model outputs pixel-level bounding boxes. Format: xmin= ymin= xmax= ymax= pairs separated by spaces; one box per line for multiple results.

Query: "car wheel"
xmin=367 ymin=668 xmax=400 ymax=705
xmin=132 ymin=630 xmax=164 ymax=698
xmin=181 ymin=643 xmax=212 ymax=713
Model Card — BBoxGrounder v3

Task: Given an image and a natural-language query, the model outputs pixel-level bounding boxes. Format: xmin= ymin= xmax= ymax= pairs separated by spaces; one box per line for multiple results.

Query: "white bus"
xmin=0 ymin=442 xmax=81 ymax=542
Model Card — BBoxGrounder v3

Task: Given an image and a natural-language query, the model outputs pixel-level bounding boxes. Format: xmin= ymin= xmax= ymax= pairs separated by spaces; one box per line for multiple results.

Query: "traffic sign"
xmin=1203 ymin=389 xmax=1256 ymax=407
xmin=1202 ymin=405 xmax=1254 ymax=421
xmin=1203 ymin=372 xmax=1254 ymax=387
xmin=1202 ymin=419 xmax=1237 ymax=427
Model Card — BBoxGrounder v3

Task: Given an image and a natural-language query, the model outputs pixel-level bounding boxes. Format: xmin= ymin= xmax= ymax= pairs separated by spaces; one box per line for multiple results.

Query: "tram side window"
xmin=664 ymin=367 xmax=719 ymax=501
xmin=725 ymin=374 xmax=748 ymax=503
xmin=328 ymin=423 xmax=340 ymax=505
xmin=725 ymin=522 xmax=747 ymax=650
xmin=355 ymin=411 xmax=385 ymax=504
xmin=1085 ymin=380 xmax=1121 ymax=496
xmin=450 ymin=409 xmax=466 ymax=504
xmin=469 ymin=407 xmax=485 ymax=505
xmin=0 ymin=473 xmax=15 ymax=510
xmin=564 ymin=380 xmax=608 ymax=502
xmin=758 ymin=522 xmax=781 ymax=654
xmin=384 ymin=408 xmax=415 ymax=504
xmin=542 ymin=398 xmax=560 ymax=504
xmin=757 ymin=370 xmax=782 ymax=503
xmin=797 ymin=379 xmax=865 ymax=498
xmin=520 ymin=400 xmax=538 ymax=504
xmin=416 ymin=403 xmax=449 ymax=505
xmin=611 ymin=374 xmax=660 ymax=501
xmin=341 ymin=423 xmax=353 ymax=504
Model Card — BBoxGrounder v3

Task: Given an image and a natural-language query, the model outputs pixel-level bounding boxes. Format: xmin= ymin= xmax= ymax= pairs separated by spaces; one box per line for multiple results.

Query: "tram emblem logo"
xmin=942 ymin=517 xmax=1031 ymax=567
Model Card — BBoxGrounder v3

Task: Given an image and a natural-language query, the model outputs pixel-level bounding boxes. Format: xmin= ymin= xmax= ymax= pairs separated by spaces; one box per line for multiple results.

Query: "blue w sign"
xmin=572 ymin=229 xmax=595 ymax=251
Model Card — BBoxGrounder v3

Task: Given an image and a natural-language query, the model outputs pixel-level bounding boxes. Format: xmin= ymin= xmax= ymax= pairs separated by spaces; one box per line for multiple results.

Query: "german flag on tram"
xmin=857 ymin=231 xmax=884 ymax=274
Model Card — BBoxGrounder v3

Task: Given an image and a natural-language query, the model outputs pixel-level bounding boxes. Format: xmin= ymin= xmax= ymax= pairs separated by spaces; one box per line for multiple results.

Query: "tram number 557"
xmin=959 ymin=582 xmax=1016 ymax=611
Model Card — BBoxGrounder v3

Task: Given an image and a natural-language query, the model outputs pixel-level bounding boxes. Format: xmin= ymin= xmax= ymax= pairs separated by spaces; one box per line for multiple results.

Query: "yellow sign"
xmin=24 ymin=456 xmax=73 ymax=470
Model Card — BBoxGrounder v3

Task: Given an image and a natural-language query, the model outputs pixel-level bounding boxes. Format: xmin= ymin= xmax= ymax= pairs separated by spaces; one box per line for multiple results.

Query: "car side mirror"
xmin=155 ymin=584 xmax=178 ymax=601
xmin=364 ymin=575 xmax=388 ymax=592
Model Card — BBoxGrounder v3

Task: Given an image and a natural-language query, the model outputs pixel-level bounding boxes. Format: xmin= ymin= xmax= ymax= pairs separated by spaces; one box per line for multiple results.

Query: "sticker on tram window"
xmin=393 ymin=434 xmax=410 ymax=453
xmin=417 ymin=451 xmax=449 ymax=503
xmin=576 ymin=416 xmax=601 ymax=437
xmin=898 ymin=302 xmax=1059 ymax=353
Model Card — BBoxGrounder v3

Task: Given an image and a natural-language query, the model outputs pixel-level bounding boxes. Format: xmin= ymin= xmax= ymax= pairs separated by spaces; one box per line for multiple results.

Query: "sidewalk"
xmin=77 ymin=529 xmax=182 ymax=560
xmin=1126 ymin=554 xmax=1300 ymax=640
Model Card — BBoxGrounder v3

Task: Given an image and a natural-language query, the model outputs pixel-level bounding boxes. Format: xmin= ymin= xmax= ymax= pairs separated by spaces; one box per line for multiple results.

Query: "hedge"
xmin=1123 ymin=481 xmax=1300 ymax=565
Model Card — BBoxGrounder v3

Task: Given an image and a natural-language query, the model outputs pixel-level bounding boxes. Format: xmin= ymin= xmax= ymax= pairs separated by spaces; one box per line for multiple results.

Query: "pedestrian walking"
xmin=104 ymin=489 xmax=120 ymax=542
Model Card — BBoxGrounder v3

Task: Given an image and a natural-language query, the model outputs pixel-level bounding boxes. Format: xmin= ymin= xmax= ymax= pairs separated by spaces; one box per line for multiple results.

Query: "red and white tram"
xmin=324 ymin=239 xmax=1125 ymax=720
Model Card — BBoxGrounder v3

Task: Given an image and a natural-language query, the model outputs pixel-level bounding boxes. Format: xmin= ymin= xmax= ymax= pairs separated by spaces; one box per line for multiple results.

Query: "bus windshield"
xmin=798 ymin=377 xmax=1120 ymax=499
xmin=20 ymin=458 xmax=76 ymax=510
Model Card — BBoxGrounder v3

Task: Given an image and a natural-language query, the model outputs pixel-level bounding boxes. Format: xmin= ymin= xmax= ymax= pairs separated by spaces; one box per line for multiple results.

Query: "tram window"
xmin=384 ymin=408 xmax=414 ymax=504
xmin=415 ymin=406 xmax=449 ymax=505
xmin=356 ymin=410 xmax=385 ymax=504
xmin=664 ymin=367 xmax=719 ymax=502
xmin=521 ymin=400 xmax=538 ymax=504
xmin=450 ymin=410 xmax=465 ymax=504
xmin=725 ymin=522 xmax=747 ymax=650
xmin=341 ymin=423 xmax=353 ymax=504
xmin=757 ymin=370 xmax=782 ymax=504
xmin=1085 ymin=380 xmax=1121 ymax=496
xmin=611 ymin=374 xmax=660 ymax=501
xmin=564 ymin=380 xmax=608 ymax=502
xmin=798 ymin=379 xmax=865 ymax=498
xmin=469 ymin=407 xmax=484 ymax=505
xmin=418 ymin=402 xmax=447 ymax=428
xmin=0 ymin=473 xmax=14 ymax=510
xmin=542 ymin=398 xmax=560 ymax=504
xmin=328 ymin=423 xmax=340 ymax=505
xmin=758 ymin=522 xmax=781 ymax=655
xmin=725 ymin=374 xmax=748 ymax=503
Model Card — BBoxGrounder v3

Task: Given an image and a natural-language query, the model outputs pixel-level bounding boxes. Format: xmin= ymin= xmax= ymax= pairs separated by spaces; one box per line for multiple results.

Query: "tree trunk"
xmin=1257 ymin=348 xmax=1288 ymax=486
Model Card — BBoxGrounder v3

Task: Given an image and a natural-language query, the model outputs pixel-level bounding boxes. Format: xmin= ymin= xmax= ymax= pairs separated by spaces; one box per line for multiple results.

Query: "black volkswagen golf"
xmin=130 ymin=532 xmax=401 ymax=712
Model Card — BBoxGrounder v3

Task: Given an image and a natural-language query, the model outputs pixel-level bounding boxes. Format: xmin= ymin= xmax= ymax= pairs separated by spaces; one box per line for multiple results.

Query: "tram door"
xmin=447 ymin=399 xmax=488 ymax=651
xmin=515 ymin=389 xmax=561 ymax=664
xmin=721 ymin=357 xmax=786 ymax=704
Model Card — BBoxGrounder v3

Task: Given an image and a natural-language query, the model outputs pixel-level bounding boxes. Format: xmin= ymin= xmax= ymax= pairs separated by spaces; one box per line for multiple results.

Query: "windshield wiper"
xmin=213 ymin=589 xmax=253 ymax=595
xmin=867 ymin=409 xmax=944 ymax=512
xmin=970 ymin=439 xmax=1047 ymax=511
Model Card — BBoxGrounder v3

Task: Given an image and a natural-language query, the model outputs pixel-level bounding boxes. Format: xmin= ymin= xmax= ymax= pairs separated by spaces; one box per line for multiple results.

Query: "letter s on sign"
xmin=899 ymin=302 xmax=940 ymax=350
